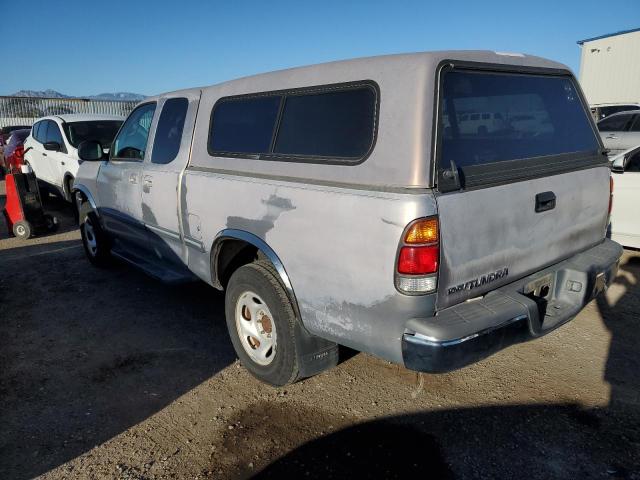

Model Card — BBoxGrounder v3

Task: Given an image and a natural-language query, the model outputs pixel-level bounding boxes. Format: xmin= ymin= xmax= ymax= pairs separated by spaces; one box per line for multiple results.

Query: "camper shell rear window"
xmin=437 ymin=67 xmax=603 ymax=192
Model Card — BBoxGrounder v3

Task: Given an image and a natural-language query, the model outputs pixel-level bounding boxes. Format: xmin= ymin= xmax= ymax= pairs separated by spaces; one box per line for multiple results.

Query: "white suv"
xmin=24 ymin=114 xmax=123 ymax=201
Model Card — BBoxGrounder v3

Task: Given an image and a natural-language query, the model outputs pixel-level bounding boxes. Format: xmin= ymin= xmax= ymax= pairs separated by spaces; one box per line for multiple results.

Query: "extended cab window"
xmin=208 ymin=82 xmax=378 ymax=162
xmin=151 ymin=97 xmax=189 ymax=164
xmin=438 ymin=69 xmax=601 ymax=191
xmin=112 ymin=103 xmax=156 ymax=161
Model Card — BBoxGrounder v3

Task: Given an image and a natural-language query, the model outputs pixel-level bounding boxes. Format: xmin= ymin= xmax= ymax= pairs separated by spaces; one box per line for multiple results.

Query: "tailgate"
xmin=434 ymin=66 xmax=608 ymax=310
xmin=436 ymin=167 xmax=610 ymax=309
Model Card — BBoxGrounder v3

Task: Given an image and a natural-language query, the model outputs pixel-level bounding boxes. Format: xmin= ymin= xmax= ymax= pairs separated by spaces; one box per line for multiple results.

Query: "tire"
xmin=79 ymin=202 xmax=111 ymax=267
xmin=225 ymin=261 xmax=302 ymax=386
xmin=13 ymin=220 xmax=32 ymax=239
xmin=64 ymin=176 xmax=74 ymax=203
xmin=44 ymin=214 xmax=58 ymax=232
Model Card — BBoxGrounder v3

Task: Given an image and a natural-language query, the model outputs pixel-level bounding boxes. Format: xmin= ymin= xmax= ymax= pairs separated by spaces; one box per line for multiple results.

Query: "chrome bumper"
xmin=402 ymin=239 xmax=623 ymax=373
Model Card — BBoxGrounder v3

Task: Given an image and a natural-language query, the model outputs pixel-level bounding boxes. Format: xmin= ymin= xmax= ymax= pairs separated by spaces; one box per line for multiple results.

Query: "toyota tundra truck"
xmin=73 ymin=51 xmax=622 ymax=386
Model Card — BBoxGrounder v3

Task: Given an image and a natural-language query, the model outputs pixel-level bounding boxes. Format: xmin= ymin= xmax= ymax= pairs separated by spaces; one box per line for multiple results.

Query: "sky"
xmin=3 ymin=0 xmax=639 ymax=96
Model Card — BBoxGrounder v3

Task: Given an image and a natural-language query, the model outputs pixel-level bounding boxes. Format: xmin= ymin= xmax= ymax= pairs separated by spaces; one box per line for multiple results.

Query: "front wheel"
xmin=225 ymin=261 xmax=302 ymax=386
xmin=79 ymin=202 xmax=111 ymax=267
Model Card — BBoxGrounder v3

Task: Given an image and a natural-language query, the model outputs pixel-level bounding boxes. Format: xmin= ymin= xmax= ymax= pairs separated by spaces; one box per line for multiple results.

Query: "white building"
xmin=578 ymin=28 xmax=640 ymax=114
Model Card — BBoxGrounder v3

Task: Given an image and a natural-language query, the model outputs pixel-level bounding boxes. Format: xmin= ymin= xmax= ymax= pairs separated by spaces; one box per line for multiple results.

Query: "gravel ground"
xmin=0 ymin=179 xmax=638 ymax=479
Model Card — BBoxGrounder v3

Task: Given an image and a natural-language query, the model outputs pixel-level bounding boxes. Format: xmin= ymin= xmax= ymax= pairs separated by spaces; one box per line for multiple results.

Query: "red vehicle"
xmin=1 ymin=128 xmax=31 ymax=173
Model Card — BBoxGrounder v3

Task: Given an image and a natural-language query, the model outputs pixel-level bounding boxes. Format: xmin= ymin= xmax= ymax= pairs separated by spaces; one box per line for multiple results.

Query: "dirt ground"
xmin=0 ymin=179 xmax=639 ymax=480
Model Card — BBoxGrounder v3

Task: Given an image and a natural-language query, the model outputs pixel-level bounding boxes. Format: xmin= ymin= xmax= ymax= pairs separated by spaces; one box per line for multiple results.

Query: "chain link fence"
xmin=0 ymin=96 xmax=138 ymax=128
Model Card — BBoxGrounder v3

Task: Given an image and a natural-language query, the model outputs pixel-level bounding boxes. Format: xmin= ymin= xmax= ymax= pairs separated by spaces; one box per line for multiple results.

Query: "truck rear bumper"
xmin=402 ymin=239 xmax=623 ymax=373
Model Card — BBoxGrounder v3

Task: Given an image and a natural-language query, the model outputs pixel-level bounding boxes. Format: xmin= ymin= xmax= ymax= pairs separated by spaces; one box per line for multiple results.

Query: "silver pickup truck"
xmin=74 ymin=51 xmax=622 ymax=386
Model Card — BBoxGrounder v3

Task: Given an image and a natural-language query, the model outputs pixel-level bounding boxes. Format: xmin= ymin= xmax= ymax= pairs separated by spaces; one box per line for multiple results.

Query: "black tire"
xmin=13 ymin=220 xmax=32 ymax=239
xmin=44 ymin=214 xmax=58 ymax=232
xmin=79 ymin=202 xmax=111 ymax=267
xmin=225 ymin=261 xmax=302 ymax=386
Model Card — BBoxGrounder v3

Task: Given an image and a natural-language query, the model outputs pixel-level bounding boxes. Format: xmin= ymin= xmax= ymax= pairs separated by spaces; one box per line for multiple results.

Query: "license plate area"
xmin=523 ymin=273 xmax=554 ymax=301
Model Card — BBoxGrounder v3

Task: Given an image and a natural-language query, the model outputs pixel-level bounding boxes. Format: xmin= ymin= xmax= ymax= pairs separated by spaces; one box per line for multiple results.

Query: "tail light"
xmin=9 ymin=145 xmax=25 ymax=173
xmin=395 ymin=217 xmax=439 ymax=294
xmin=14 ymin=145 xmax=24 ymax=164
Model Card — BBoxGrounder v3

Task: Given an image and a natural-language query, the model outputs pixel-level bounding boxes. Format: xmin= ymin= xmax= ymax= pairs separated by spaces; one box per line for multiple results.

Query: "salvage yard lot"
xmin=0 ymin=179 xmax=638 ymax=479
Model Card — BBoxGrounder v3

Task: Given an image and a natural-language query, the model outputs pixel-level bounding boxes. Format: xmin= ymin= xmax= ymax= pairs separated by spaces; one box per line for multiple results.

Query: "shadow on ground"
xmin=0 ymin=240 xmax=235 ymax=479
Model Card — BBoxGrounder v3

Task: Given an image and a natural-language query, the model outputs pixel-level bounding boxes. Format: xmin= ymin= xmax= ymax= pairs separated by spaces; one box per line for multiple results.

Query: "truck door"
xmin=96 ymin=102 xmax=157 ymax=252
xmin=140 ymin=91 xmax=201 ymax=266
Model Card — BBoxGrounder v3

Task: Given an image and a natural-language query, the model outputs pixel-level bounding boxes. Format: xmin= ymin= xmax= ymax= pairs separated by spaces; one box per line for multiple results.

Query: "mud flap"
xmin=293 ymin=320 xmax=339 ymax=378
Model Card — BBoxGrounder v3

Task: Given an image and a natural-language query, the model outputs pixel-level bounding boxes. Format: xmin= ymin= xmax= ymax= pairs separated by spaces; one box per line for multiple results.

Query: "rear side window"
xmin=438 ymin=69 xmax=601 ymax=191
xmin=598 ymin=114 xmax=633 ymax=132
xmin=35 ymin=121 xmax=47 ymax=143
xmin=32 ymin=122 xmax=40 ymax=141
xmin=208 ymin=81 xmax=378 ymax=163
xmin=274 ymin=88 xmax=376 ymax=158
xmin=152 ymin=97 xmax=189 ymax=164
xmin=209 ymin=96 xmax=281 ymax=155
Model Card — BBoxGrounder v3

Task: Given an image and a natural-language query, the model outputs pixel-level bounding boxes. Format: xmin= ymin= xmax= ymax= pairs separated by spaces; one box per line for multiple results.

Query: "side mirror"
xmin=78 ymin=140 xmax=104 ymax=161
xmin=43 ymin=141 xmax=61 ymax=152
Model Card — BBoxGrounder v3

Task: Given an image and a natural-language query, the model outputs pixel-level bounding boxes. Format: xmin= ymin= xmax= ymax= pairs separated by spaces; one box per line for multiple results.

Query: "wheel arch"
xmin=72 ymin=183 xmax=99 ymax=216
xmin=211 ymin=229 xmax=301 ymax=320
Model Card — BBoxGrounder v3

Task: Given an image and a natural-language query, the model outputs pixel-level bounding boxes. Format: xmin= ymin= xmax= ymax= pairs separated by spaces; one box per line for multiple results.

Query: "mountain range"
xmin=10 ymin=89 xmax=146 ymax=101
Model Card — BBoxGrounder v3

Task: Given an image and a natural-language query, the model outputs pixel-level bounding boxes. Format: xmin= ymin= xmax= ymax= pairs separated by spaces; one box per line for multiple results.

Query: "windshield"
xmin=63 ymin=121 xmax=123 ymax=148
xmin=440 ymin=71 xmax=599 ymax=169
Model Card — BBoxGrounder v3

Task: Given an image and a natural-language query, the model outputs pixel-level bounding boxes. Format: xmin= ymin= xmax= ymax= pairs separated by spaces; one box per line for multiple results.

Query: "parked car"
xmin=610 ymin=145 xmax=640 ymax=248
xmin=1 ymin=128 xmax=31 ymax=173
xmin=74 ymin=51 xmax=622 ymax=386
xmin=23 ymin=114 xmax=123 ymax=201
xmin=0 ymin=125 xmax=31 ymax=145
xmin=591 ymin=103 xmax=640 ymax=121
xmin=597 ymin=110 xmax=640 ymax=157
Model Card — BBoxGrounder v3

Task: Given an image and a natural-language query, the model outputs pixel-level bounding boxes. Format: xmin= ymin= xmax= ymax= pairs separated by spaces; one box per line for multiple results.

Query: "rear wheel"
xmin=79 ymin=202 xmax=111 ymax=267
xmin=12 ymin=220 xmax=31 ymax=239
xmin=225 ymin=261 xmax=301 ymax=386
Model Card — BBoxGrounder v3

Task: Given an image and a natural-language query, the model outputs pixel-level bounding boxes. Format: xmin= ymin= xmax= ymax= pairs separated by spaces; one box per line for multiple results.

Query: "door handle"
xmin=129 ymin=173 xmax=138 ymax=184
xmin=535 ymin=191 xmax=556 ymax=213
xmin=43 ymin=152 xmax=47 ymax=157
xmin=61 ymin=161 xmax=65 ymax=165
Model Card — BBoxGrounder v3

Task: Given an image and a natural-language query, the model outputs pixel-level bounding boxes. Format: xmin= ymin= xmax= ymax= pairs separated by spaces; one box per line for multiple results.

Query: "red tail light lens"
xmin=398 ymin=245 xmax=439 ymax=275
xmin=14 ymin=145 xmax=24 ymax=162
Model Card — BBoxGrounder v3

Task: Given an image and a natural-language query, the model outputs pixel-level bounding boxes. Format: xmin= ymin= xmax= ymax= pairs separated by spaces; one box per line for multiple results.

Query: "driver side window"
xmin=111 ymin=103 xmax=156 ymax=160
